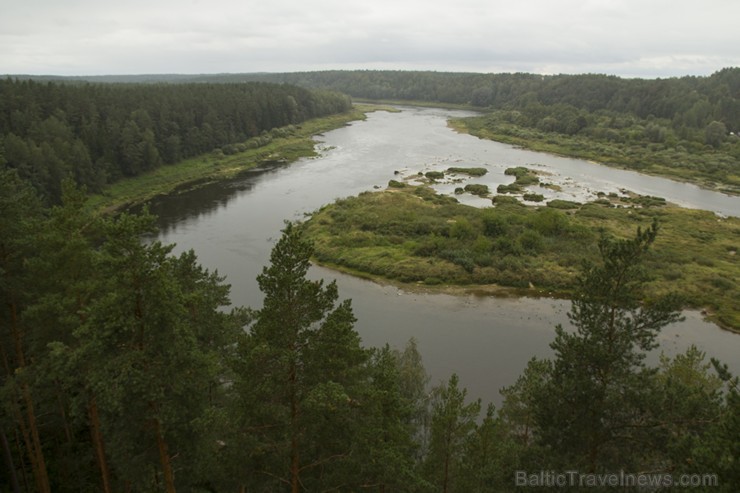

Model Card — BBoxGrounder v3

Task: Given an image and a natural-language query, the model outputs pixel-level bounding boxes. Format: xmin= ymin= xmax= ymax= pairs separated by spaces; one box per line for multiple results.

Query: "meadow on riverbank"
xmin=304 ymin=184 xmax=739 ymax=331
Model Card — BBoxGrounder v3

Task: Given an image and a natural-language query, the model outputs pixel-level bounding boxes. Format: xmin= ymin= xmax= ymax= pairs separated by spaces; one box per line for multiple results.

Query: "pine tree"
xmin=535 ymin=221 xmax=682 ymax=472
xmin=57 ymin=211 xmax=241 ymax=492
xmin=423 ymin=374 xmax=481 ymax=493
xmin=231 ymin=222 xmax=368 ymax=492
xmin=0 ymin=169 xmax=51 ymax=493
xmin=350 ymin=345 xmax=424 ymax=491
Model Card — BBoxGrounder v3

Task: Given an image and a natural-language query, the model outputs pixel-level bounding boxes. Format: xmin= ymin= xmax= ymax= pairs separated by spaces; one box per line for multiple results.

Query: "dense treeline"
xmin=0 ymin=79 xmax=352 ymax=203
xmin=2 ymin=172 xmax=738 ymax=492
xmin=202 ymin=69 xmax=740 ymax=192
xmin=180 ymin=68 xmax=739 ymax=132
xmin=4 ymin=70 xmax=737 ymax=196
xmin=22 ymin=69 xmax=739 ymax=132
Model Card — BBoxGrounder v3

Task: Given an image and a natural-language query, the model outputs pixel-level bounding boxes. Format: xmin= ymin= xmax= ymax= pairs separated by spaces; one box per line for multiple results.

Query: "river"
xmin=146 ymin=106 xmax=740 ymax=405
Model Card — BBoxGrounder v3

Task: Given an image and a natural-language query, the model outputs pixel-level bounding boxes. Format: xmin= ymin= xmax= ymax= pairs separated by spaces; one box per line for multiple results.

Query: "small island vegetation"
xmin=304 ymin=185 xmax=739 ymax=331
xmin=220 ymin=69 xmax=740 ymax=195
xmin=3 ymin=180 xmax=738 ymax=490
xmin=3 ymin=71 xmax=739 ymax=492
xmin=446 ymin=166 xmax=488 ymax=176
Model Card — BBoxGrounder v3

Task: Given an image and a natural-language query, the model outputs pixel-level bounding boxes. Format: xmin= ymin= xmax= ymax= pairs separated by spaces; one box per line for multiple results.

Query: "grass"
xmin=447 ymin=167 xmax=488 ymax=177
xmin=303 ymin=185 xmax=740 ymax=332
xmin=85 ymin=107 xmax=367 ymax=213
xmin=449 ymin=114 xmax=740 ymax=196
xmin=496 ymin=167 xmax=541 ymax=194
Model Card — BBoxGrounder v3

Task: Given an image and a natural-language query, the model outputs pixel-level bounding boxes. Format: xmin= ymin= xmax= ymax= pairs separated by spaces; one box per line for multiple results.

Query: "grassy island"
xmin=303 ymin=185 xmax=739 ymax=332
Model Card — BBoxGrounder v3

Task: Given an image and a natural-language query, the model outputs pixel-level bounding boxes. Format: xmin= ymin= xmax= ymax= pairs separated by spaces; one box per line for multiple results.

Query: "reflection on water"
xmin=148 ymin=106 xmax=740 ymax=405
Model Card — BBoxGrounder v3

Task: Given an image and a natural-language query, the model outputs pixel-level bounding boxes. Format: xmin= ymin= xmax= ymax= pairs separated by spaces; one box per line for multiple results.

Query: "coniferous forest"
xmin=1 ymin=76 xmax=739 ymax=492
xmin=0 ymin=80 xmax=352 ymax=204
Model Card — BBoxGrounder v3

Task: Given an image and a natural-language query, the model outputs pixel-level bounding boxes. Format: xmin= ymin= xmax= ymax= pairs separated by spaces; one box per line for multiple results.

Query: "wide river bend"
xmin=146 ymin=106 xmax=740 ymax=404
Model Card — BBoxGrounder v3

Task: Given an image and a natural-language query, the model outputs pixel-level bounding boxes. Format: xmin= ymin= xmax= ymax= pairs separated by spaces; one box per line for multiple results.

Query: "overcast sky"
xmin=2 ymin=0 xmax=738 ymax=78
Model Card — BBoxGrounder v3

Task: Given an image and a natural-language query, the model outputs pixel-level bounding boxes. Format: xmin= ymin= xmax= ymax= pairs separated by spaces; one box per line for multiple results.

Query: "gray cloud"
xmin=1 ymin=0 xmax=738 ymax=77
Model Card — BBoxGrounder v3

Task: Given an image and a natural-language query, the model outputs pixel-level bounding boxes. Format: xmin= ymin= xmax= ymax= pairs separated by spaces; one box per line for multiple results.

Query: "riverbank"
xmin=303 ymin=184 xmax=739 ymax=332
xmin=449 ymin=114 xmax=740 ymax=197
xmin=85 ymin=106 xmax=374 ymax=213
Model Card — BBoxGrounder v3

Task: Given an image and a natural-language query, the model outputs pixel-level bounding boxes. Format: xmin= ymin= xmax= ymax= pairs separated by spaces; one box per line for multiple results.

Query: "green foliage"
xmin=0 ymin=178 xmax=247 ymax=492
xmin=304 ymin=185 xmax=739 ymax=329
xmin=1 ymin=173 xmax=738 ymax=492
xmin=423 ymin=374 xmax=481 ymax=493
xmin=231 ymin=222 xmax=370 ymax=492
xmin=504 ymin=166 xmax=540 ymax=186
xmin=491 ymin=195 xmax=521 ymax=205
xmin=463 ymin=183 xmax=490 ymax=196
xmin=0 ymin=79 xmax=352 ymax=204
xmin=389 ymin=179 xmax=407 ymax=188
xmin=518 ymin=229 xmax=544 ymax=253
xmin=522 ymin=193 xmax=544 ymax=202
xmin=459 ymin=107 xmax=740 ymax=194
xmin=546 ymin=199 xmax=581 ymax=209
xmin=705 ymin=120 xmax=728 ymax=148
xmin=446 ymin=167 xmax=488 ymax=177
xmin=528 ymin=208 xmax=569 ymax=236
xmin=535 ymin=223 xmax=684 ymax=471
xmin=495 ymin=167 xmax=541 ymax=194
xmin=496 ymin=183 xmax=519 ymax=194
xmin=622 ymin=194 xmax=667 ymax=207
xmin=481 ymin=210 xmax=509 ymax=237
xmin=449 ymin=217 xmax=476 ymax=240
xmin=425 ymin=170 xmax=445 ymax=180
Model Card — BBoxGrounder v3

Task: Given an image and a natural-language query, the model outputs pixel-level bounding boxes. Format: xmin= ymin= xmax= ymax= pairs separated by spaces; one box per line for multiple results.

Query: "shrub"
xmin=546 ymin=199 xmax=581 ymax=209
xmin=529 ymin=208 xmax=569 ymax=236
xmin=446 ymin=167 xmax=488 ymax=176
xmin=413 ymin=235 xmax=446 ymax=257
xmin=497 ymin=184 xmax=520 ymax=194
xmin=504 ymin=166 xmax=530 ymax=178
xmin=472 ymin=235 xmax=493 ymax=255
xmin=492 ymin=195 xmax=521 ymax=206
xmin=474 ymin=254 xmax=494 ymax=267
xmin=388 ymin=179 xmax=406 ymax=188
xmin=464 ymin=184 xmax=490 ymax=196
xmin=425 ymin=171 xmax=445 ymax=180
xmin=450 ymin=217 xmax=476 ymax=240
xmin=439 ymin=249 xmax=475 ymax=273
xmin=494 ymin=236 xmax=523 ymax=256
xmin=482 ymin=212 xmax=509 ymax=237
xmin=519 ymin=229 xmax=544 ymax=253
xmin=504 ymin=166 xmax=540 ymax=186
xmin=523 ymin=193 xmax=545 ymax=202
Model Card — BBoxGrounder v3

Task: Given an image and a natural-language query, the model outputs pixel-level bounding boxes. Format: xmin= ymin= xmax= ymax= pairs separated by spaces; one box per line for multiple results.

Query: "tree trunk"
xmin=88 ymin=396 xmax=113 ymax=493
xmin=21 ymin=383 xmax=51 ymax=493
xmin=289 ymin=361 xmax=300 ymax=493
xmin=155 ymin=418 xmax=177 ymax=493
xmin=8 ymin=299 xmax=51 ymax=493
xmin=442 ymin=452 xmax=450 ymax=493
xmin=1 ymin=430 xmax=21 ymax=493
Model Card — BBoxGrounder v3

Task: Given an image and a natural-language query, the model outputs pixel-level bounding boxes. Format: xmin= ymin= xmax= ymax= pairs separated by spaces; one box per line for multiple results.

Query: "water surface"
xmin=147 ymin=107 xmax=740 ymax=404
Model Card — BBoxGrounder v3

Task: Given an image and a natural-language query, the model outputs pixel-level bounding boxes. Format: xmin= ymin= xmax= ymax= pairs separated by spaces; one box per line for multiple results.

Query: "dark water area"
xmin=144 ymin=106 xmax=740 ymax=404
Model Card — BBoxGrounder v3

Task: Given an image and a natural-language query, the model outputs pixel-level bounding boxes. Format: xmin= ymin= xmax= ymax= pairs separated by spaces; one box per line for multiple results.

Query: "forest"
xmin=17 ymin=69 xmax=738 ymax=193
xmin=0 ymin=79 xmax=352 ymax=204
xmin=2 ymin=172 xmax=738 ymax=492
xmin=1 ymin=72 xmax=738 ymax=491
xmin=197 ymin=69 xmax=740 ymax=193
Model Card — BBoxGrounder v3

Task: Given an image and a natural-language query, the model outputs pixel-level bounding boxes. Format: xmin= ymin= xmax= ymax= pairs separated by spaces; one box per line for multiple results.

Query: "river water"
xmin=147 ymin=106 xmax=740 ymax=405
